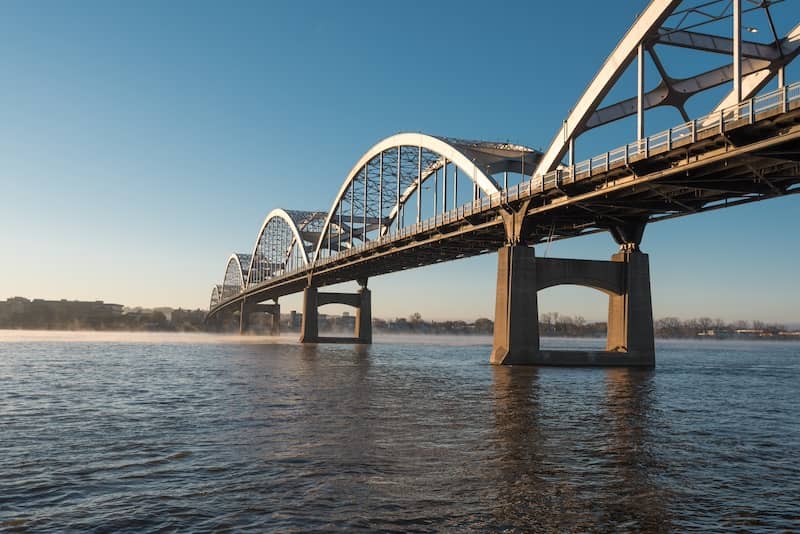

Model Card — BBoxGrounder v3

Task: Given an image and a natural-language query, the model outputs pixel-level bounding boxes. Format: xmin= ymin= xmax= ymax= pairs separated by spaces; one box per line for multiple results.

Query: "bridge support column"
xmin=607 ymin=250 xmax=654 ymax=362
xmin=490 ymin=244 xmax=655 ymax=367
xmin=270 ymin=304 xmax=281 ymax=336
xmin=299 ymin=287 xmax=319 ymax=343
xmin=491 ymin=245 xmax=539 ymax=365
xmin=252 ymin=301 xmax=280 ymax=336
xmin=299 ymin=283 xmax=373 ymax=344
xmin=355 ymin=286 xmax=372 ymax=344
xmin=239 ymin=300 xmax=249 ymax=335
xmin=239 ymin=300 xmax=281 ymax=336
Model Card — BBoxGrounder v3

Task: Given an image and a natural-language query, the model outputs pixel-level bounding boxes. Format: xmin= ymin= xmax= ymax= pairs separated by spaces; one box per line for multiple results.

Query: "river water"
xmin=1 ymin=331 xmax=798 ymax=532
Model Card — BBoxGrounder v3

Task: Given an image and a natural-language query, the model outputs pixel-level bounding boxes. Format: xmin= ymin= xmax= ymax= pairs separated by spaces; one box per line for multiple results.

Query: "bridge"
xmin=206 ymin=0 xmax=800 ymax=366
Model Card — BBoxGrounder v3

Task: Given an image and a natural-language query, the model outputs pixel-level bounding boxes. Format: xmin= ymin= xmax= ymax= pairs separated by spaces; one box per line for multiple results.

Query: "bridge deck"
xmin=211 ymin=86 xmax=800 ymax=316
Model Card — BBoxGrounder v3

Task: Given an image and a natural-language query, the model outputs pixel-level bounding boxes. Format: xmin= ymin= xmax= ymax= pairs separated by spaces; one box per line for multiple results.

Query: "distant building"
xmin=0 ymin=297 xmax=124 ymax=328
xmin=153 ymin=307 xmax=174 ymax=321
xmin=288 ymin=310 xmax=301 ymax=329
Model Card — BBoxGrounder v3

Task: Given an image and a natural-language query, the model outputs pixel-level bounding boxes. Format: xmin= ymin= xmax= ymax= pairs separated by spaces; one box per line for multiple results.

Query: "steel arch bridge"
xmin=207 ymin=0 xmax=800 ymax=366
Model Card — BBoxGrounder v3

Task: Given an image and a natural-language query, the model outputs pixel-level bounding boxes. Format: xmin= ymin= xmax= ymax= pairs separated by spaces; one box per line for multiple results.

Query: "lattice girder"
xmin=222 ymin=253 xmax=250 ymax=301
xmin=313 ymin=133 xmax=541 ymax=262
xmin=535 ymin=0 xmax=800 ymax=176
xmin=209 ymin=285 xmax=222 ymax=309
xmin=246 ymin=209 xmax=327 ymax=287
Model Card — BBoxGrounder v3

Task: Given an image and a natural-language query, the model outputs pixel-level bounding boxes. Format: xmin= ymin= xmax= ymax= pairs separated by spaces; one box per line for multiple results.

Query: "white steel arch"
xmin=535 ymin=0 xmax=800 ymax=176
xmin=246 ymin=208 xmax=327 ymax=287
xmin=312 ymin=132 xmax=540 ymax=262
xmin=711 ymin=23 xmax=800 ymax=112
xmin=209 ymin=285 xmax=222 ymax=309
xmin=221 ymin=253 xmax=251 ymax=301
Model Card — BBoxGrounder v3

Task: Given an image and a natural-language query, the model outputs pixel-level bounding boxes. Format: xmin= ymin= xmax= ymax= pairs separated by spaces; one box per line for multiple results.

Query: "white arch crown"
xmin=311 ymin=132 xmax=541 ymax=262
xmin=246 ymin=209 xmax=327 ymax=287
xmin=213 ymin=210 xmax=327 ymax=306
xmin=221 ymin=253 xmax=251 ymax=301
xmin=535 ymin=0 xmax=800 ymax=176
xmin=209 ymin=284 xmax=222 ymax=309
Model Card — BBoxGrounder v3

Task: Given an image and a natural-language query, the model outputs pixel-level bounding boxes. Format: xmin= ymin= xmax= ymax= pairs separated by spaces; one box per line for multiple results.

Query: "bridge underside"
xmin=522 ymin=113 xmax=800 ymax=243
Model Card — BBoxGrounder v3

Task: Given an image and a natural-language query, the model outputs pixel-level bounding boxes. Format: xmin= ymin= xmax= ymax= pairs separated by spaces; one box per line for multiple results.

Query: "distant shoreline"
xmin=1 ymin=326 xmax=798 ymax=341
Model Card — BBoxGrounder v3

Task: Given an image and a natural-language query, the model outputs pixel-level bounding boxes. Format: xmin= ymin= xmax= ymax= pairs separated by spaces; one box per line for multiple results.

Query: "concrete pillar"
xmin=607 ymin=250 xmax=655 ymax=363
xmin=299 ymin=287 xmax=319 ymax=343
xmin=491 ymin=244 xmax=655 ymax=366
xmin=239 ymin=300 xmax=249 ymax=335
xmin=270 ymin=303 xmax=281 ymax=336
xmin=491 ymin=245 xmax=539 ymax=365
xmin=300 ymin=284 xmax=372 ymax=345
xmin=355 ymin=287 xmax=372 ymax=344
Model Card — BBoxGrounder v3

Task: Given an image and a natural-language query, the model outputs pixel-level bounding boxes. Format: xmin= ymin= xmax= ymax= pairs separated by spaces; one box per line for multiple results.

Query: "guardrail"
xmin=216 ymin=81 xmax=800 ymax=308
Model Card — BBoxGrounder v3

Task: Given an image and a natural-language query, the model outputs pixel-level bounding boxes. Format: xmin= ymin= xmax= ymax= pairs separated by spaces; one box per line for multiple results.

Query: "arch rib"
xmin=711 ymin=23 xmax=800 ymax=112
xmin=246 ymin=209 xmax=327 ymax=286
xmin=221 ymin=253 xmax=250 ymax=301
xmin=535 ymin=0 xmax=681 ymax=175
xmin=535 ymin=0 xmax=799 ymax=176
xmin=312 ymin=132 xmax=540 ymax=262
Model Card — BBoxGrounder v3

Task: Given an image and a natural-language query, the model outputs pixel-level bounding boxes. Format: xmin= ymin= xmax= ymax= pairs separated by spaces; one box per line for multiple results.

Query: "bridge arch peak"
xmin=256 ymin=208 xmax=313 ymax=264
xmin=247 ymin=208 xmax=327 ymax=287
xmin=222 ymin=253 xmax=251 ymax=301
xmin=313 ymin=132 xmax=541 ymax=262
xmin=209 ymin=285 xmax=222 ymax=310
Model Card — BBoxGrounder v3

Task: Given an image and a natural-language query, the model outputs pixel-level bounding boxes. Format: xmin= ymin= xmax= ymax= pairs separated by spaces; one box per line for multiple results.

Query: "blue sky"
xmin=1 ymin=0 xmax=798 ymax=324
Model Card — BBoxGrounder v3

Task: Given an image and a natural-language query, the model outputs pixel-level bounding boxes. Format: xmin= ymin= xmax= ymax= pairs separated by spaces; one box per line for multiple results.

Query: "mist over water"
xmin=1 ymin=331 xmax=798 ymax=532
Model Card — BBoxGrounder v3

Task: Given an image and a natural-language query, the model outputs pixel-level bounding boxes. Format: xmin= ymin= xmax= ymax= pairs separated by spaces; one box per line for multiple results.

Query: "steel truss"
xmin=536 ymin=0 xmax=800 ymax=175
xmin=314 ymin=133 xmax=540 ymax=262
xmin=221 ymin=253 xmax=251 ymax=301
xmin=247 ymin=209 xmax=327 ymax=287
xmin=209 ymin=0 xmax=800 ymax=312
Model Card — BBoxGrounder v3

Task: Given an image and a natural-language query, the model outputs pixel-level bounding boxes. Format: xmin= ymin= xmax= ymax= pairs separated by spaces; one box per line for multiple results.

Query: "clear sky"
xmin=1 ymin=1 xmax=798 ymax=325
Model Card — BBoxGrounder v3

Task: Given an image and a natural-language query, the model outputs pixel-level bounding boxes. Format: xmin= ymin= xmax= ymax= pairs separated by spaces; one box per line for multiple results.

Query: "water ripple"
xmin=0 ymin=333 xmax=798 ymax=531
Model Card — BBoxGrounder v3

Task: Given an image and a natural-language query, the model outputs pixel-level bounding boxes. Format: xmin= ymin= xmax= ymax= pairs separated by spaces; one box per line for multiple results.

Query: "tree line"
xmin=376 ymin=312 xmax=794 ymax=338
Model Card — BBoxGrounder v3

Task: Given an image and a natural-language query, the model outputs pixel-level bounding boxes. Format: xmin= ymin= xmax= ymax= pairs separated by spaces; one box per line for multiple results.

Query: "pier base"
xmin=491 ymin=245 xmax=539 ymax=365
xmin=491 ymin=245 xmax=654 ymax=367
xmin=300 ymin=285 xmax=372 ymax=344
xmin=606 ymin=249 xmax=654 ymax=364
xmin=299 ymin=288 xmax=319 ymax=342
xmin=239 ymin=300 xmax=280 ymax=335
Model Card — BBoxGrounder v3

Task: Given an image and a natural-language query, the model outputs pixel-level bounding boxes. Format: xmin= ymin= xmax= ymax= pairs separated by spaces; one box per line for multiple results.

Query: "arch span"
xmin=221 ymin=253 xmax=251 ymax=301
xmin=209 ymin=284 xmax=222 ymax=309
xmin=312 ymin=132 xmax=541 ymax=262
xmin=246 ymin=209 xmax=327 ymax=287
xmin=535 ymin=0 xmax=800 ymax=176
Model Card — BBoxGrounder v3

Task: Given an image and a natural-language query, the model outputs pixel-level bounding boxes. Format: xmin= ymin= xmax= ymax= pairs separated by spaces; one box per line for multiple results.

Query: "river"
xmin=1 ymin=331 xmax=798 ymax=532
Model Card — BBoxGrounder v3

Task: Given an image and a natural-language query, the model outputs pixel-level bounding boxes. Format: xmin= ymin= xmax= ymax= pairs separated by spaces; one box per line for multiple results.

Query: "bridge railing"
xmin=216 ymin=81 xmax=800 ymax=309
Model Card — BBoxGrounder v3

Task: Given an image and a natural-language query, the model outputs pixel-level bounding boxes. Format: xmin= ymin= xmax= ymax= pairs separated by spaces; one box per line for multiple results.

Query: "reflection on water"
xmin=490 ymin=367 xmax=670 ymax=531
xmin=491 ymin=367 xmax=546 ymax=528
xmin=1 ymin=332 xmax=799 ymax=531
xmin=601 ymin=369 xmax=670 ymax=530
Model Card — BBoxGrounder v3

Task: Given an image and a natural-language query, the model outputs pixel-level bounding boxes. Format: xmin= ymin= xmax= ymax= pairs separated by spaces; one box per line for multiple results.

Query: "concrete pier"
xmin=300 ymin=284 xmax=372 ymax=344
xmin=491 ymin=244 xmax=655 ymax=367
xmin=606 ymin=249 xmax=654 ymax=362
xmin=491 ymin=245 xmax=540 ymax=365
xmin=239 ymin=300 xmax=280 ymax=335
xmin=299 ymin=287 xmax=319 ymax=342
